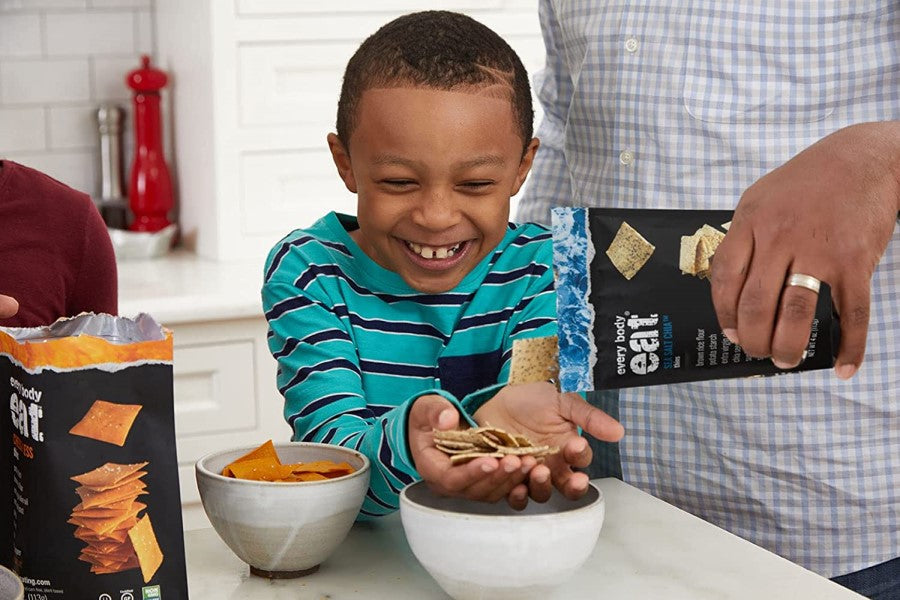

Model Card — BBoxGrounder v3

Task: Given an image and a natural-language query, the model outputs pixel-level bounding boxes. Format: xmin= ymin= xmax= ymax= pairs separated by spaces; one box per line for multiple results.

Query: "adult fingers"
xmin=559 ymin=392 xmax=624 ymax=443
xmin=710 ymin=222 xmax=753 ymax=345
xmin=733 ymin=252 xmax=792 ymax=358
xmin=769 ymin=268 xmax=820 ymax=369
xmin=832 ymin=274 xmax=872 ymax=380
xmin=0 ymin=294 xmax=18 ymax=319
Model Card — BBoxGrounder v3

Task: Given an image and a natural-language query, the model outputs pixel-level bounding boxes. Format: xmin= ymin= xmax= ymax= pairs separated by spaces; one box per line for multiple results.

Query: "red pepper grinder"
xmin=126 ymin=55 xmax=173 ymax=232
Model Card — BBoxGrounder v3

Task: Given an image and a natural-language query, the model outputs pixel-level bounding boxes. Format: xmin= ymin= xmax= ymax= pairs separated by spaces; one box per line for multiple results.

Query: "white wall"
xmin=0 ymin=0 xmax=155 ymax=198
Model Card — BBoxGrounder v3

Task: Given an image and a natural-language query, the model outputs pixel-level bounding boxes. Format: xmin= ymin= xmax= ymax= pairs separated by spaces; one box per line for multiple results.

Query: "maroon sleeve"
xmin=68 ymin=199 xmax=118 ymax=317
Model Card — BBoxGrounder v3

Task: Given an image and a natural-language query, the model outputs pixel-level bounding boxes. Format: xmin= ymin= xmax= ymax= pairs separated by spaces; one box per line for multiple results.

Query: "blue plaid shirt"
xmin=519 ymin=0 xmax=899 ymax=577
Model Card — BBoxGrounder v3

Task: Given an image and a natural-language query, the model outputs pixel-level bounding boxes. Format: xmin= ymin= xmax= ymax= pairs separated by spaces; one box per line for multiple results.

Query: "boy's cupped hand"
xmin=409 ymin=394 xmax=537 ymax=509
xmin=473 ymin=382 xmax=625 ymax=505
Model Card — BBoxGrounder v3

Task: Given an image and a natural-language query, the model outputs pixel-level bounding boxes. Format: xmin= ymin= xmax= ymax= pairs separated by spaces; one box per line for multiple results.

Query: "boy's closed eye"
xmin=457 ymin=180 xmax=495 ymax=193
xmin=380 ymin=179 xmax=419 ymax=191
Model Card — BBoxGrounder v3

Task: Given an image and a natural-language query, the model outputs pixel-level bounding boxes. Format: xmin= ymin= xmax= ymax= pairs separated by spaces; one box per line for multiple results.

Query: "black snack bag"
xmin=551 ymin=207 xmax=838 ymax=391
xmin=1 ymin=313 xmax=188 ymax=599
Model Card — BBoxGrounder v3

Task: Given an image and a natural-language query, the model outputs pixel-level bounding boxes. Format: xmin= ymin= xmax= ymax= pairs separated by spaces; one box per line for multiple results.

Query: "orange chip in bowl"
xmin=221 ymin=439 xmax=279 ymax=477
xmin=226 ymin=458 xmax=294 ymax=482
xmin=220 ymin=440 xmax=356 ymax=482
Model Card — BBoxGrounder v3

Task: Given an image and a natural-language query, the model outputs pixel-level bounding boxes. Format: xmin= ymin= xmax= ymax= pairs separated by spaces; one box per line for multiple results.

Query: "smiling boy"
xmin=262 ymin=11 xmax=622 ymax=517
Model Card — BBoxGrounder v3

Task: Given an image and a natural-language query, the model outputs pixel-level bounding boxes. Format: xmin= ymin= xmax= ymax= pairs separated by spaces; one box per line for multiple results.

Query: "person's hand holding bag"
xmin=711 ymin=122 xmax=900 ymax=379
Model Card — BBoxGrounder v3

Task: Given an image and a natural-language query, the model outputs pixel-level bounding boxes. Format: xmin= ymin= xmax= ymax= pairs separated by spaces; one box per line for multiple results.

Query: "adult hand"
xmin=473 ymin=381 xmax=624 ymax=505
xmin=711 ymin=122 xmax=900 ymax=379
xmin=409 ymin=394 xmax=535 ymax=506
xmin=0 ymin=294 xmax=18 ymax=319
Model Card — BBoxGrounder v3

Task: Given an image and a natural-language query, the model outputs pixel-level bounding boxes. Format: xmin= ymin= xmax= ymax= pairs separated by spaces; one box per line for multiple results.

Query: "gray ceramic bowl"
xmin=196 ymin=442 xmax=370 ymax=578
xmin=0 ymin=565 xmax=23 ymax=600
xmin=400 ymin=481 xmax=605 ymax=600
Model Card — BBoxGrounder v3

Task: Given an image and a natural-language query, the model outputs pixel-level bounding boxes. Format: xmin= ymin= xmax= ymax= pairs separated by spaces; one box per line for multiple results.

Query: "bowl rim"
xmin=0 ymin=563 xmax=23 ymax=598
xmin=400 ymin=480 xmax=604 ymax=520
xmin=195 ymin=441 xmax=371 ymax=487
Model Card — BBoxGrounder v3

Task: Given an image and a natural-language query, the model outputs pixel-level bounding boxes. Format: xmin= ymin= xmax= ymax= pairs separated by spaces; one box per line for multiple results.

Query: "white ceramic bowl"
xmin=196 ymin=442 xmax=370 ymax=578
xmin=0 ymin=564 xmax=24 ymax=600
xmin=400 ymin=481 xmax=605 ymax=600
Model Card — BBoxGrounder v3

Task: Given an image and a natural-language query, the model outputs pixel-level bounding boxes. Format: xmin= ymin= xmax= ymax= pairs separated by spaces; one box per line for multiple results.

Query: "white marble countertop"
xmin=117 ymin=250 xmax=266 ymax=324
xmin=184 ymin=478 xmax=862 ymax=599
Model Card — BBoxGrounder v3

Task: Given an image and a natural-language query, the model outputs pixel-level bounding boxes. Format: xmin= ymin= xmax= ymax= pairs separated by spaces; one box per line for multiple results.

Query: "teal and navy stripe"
xmin=262 ymin=212 xmax=556 ymax=518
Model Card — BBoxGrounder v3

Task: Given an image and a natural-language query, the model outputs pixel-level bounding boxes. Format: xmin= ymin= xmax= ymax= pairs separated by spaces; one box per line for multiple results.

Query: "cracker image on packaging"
xmin=128 ymin=514 xmax=164 ymax=583
xmin=680 ymin=224 xmax=726 ymax=279
xmin=605 ymin=221 xmax=655 ymax=280
xmin=509 ymin=335 xmax=560 ymax=389
xmin=69 ymin=461 xmax=161 ymax=580
xmin=69 ymin=399 xmax=143 ymax=446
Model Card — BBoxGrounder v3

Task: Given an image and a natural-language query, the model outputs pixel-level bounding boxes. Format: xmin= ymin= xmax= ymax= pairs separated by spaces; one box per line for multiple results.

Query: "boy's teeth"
xmin=407 ymin=242 xmax=460 ymax=259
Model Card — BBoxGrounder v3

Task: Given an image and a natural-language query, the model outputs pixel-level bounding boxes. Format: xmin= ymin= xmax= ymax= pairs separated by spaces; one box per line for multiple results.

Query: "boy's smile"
xmin=328 ymin=86 xmax=538 ymax=294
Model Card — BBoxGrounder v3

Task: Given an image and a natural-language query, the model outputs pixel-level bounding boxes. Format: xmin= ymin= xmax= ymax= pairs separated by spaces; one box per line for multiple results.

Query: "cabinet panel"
xmin=239 ymin=149 xmax=355 ymax=235
xmin=172 ymin=340 xmax=256 ymax=436
xmin=238 ymin=42 xmax=356 ymax=128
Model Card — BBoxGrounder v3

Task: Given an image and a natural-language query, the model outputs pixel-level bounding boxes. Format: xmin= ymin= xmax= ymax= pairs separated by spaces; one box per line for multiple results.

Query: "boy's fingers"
xmin=560 ymin=393 xmax=624 ymax=443
xmin=527 ymin=464 xmax=553 ymax=503
xmin=562 ymin=436 xmax=592 ymax=469
xmin=557 ymin=471 xmax=590 ymax=500
xmin=506 ymin=483 xmax=529 ymax=511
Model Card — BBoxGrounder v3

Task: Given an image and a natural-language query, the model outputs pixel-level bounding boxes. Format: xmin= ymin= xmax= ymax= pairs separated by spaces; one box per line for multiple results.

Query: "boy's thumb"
xmin=435 ymin=406 xmax=458 ymax=431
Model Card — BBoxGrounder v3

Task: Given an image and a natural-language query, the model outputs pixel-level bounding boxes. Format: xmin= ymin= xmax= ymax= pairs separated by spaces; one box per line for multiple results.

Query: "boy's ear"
xmin=327 ymin=133 xmax=358 ymax=193
xmin=511 ymin=137 xmax=540 ymax=196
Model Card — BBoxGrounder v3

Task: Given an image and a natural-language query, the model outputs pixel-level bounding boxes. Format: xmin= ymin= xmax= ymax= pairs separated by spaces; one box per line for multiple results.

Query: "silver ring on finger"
xmin=786 ymin=273 xmax=821 ymax=294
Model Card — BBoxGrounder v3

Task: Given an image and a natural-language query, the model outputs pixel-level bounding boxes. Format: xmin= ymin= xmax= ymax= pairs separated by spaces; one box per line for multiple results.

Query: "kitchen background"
xmin=0 ymin=0 xmax=546 ymax=529
xmin=0 ymin=0 xmax=544 ymax=260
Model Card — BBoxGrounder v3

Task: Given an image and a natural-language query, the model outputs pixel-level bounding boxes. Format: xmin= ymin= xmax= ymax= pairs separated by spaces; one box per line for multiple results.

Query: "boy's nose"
xmin=413 ymin=188 xmax=459 ymax=230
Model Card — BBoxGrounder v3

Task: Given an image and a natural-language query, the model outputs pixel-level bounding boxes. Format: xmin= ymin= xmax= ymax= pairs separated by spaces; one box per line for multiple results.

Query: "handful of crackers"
xmin=433 ymin=426 xmax=559 ymax=465
xmin=221 ymin=439 xmax=355 ymax=482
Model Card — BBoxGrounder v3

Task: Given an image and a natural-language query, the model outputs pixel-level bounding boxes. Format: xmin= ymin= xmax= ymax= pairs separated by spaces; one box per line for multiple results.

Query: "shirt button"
xmin=619 ymin=150 xmax=634 ymax=165
xmin=624 ymin=37 xmax=639 ymax=53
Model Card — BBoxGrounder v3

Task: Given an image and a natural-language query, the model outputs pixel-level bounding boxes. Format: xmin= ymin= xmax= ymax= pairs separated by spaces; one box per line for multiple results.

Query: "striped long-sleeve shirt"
xmin=262 ymin=212 xmax=556 ymax=518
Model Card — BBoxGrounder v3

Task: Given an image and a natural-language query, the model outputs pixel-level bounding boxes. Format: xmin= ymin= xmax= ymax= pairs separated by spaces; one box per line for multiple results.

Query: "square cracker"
xmin=128 ymin=514 xmax=163 ymax=584
xmin=71 ymin=461 xmax=148 ymax=488
xmin=69 ymin=400 xmax=142 ymax=446
xmin=605 ymin=221 xmax=655 ymax=280
xmin=509 ymin=335 xmax=560 ymax=388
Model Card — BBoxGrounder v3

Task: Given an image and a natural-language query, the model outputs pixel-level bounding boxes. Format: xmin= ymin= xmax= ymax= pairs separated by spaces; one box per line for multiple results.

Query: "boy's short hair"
xmin=336 ymin=10 xmax=534 ymax=153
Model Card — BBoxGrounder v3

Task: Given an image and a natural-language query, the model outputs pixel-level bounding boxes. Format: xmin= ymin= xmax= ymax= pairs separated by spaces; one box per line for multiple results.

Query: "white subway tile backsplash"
xmin=92 ymin=56 xmax=136 ymax=101
xmin=0 ymin=14 xmax=42 ymax=58
xmin=0 ymin=107 xmax=46 ymax=152
xmin=1 ymin=59 xmax=90 ymax=104
xmin=46 ymin=12 xmax=136 ymax=56
xmin=4 ymin=150 xmax=96 ymax=196
xmin=48 ymin=104 xmax=99 ymax=149
xmin=0 ymin=2 xmax=152 ymax=190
